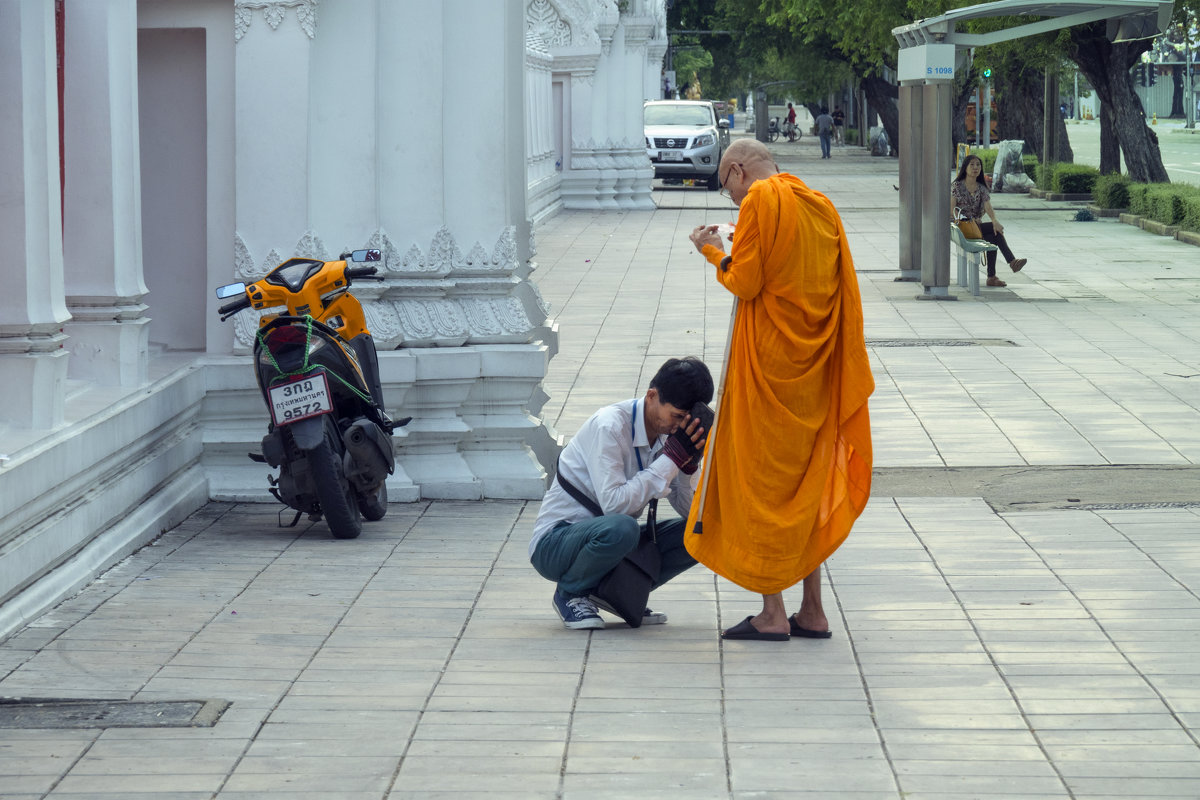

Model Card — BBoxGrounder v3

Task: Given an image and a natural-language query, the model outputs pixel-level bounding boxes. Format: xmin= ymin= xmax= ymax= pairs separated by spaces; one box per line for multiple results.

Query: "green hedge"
xmin=1127 ymin=182 xmax=1154 ymax=216
xmin=1022 ymin=155 xmax=1039 ymax=181
xmin=1183 ymin=193 xmax=1200 ymax=232
xmin=1124 ymin=181 xmax=1200 ymax=231
xmin=1032 ymin=160 xmax=1096 ymax=192
xmin=1093 ymin=173 xmax=1131 ymax=209
xmin=1050 ymin=164 xmax=1100 ymax=194
xmin=1034 ymin=160 xmax=1052 ymax=190
xmin=1148 ymin=184 xmax=1200 ymax=226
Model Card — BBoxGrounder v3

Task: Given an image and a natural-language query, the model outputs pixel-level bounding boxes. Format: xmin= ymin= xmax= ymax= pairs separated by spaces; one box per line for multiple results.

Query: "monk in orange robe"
xmin=687 ymin=138 xmax=873 ymax=641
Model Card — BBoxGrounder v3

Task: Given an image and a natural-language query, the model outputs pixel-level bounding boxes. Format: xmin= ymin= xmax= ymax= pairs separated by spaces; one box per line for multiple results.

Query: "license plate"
xmin=659 ymin=151 xmax=683 ymax=161
xmin=268 ymin=373 xmax=332 ymax=425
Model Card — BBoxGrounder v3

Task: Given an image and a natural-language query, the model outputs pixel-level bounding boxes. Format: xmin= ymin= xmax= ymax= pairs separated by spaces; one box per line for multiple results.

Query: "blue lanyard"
xmin=632 ymin=398 xmax=658 ymax=541
xmin=632 ymin=399 xmax=644 ymax=470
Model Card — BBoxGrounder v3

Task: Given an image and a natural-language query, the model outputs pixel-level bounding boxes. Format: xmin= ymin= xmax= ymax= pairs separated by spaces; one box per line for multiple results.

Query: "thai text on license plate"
xmin=268 ymin=373 xmax=332 ymax=425
xmin=659 ymin=151 xmax=683 ymax=161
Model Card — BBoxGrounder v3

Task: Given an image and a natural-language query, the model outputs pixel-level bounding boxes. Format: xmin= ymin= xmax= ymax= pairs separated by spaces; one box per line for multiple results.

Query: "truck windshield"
xmin=644 ymin=105 xmax=712 ymax=126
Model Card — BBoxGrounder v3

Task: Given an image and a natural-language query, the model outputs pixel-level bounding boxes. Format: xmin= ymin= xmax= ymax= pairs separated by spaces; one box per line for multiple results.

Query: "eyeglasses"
xmin=718 ymin=162 xmax=743 ymax=200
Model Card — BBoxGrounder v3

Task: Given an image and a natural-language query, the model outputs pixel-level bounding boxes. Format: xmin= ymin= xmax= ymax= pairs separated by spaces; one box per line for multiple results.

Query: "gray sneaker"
xmin=589 ymin=596 xmax=667 ymax=625
xmin=552 ymin=589 xmax=604 ymax=630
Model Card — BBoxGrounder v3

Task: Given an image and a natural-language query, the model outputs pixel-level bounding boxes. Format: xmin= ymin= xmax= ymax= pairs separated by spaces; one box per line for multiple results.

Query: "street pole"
xmin=1044 ymin=70 xmax=1059 ymax=166
xmin=1080 ymin=70 xmax=1089 ymax=120
xmin=1188 ymin=23 xmax=1196 ymax=129
xmin=982 ymin=81 xmax=991 ymax=148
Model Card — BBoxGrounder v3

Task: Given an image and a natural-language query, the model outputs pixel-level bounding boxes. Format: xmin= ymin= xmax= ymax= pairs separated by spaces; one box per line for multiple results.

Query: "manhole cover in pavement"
xmin=0 ymin=698 xmax=230 ymax=729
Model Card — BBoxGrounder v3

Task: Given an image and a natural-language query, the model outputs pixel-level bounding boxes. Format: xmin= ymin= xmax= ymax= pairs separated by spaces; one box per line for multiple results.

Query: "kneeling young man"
xmin=530 ymin=357 xmax=713 ymax=629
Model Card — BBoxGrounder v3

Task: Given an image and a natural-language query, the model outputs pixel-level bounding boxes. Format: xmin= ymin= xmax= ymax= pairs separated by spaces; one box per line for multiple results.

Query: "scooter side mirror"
xmin=215 ymin=282 xmax=247 ymax=299
xmin=349 ymin=249 xmax=382 ymax=262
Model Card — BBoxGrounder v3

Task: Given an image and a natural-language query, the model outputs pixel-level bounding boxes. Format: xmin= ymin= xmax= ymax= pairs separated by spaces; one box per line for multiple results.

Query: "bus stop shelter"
xmin=892 ymin=0 xmax=1175 ymax=298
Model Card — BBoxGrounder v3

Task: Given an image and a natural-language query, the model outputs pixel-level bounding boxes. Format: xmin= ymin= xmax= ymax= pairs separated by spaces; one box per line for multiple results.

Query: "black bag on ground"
xmin=555 ymin=457 xmax=661 ymax=628
xmin=593 ymin=531 xmax=661 ymax=628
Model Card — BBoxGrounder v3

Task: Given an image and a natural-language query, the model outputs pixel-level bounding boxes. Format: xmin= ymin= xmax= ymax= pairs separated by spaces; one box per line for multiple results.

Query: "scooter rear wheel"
xmin=358 ymin=482 xmax=388 ymax=521
xmin=309 ymin=420 xmax=363 ymax=539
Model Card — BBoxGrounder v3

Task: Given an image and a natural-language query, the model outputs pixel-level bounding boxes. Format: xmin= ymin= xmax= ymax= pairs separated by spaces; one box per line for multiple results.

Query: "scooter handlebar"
xmin=218 ymin=295 xmax=251 ymax=317
xmin=345 ymin=265 xmax=382 ymax=281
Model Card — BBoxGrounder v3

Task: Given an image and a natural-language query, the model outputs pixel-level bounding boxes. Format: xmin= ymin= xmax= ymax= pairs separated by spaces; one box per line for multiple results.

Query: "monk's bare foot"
xmin=791 ymin=610 xmax=828 ymax=635
xmin=749 ymin=611 xmax=790 ymax=637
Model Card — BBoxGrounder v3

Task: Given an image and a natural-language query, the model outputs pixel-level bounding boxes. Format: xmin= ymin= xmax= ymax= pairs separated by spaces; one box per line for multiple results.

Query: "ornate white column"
xmin=0 ymin=0 xmax=70 ymax=429
xmin=232 ymin=0 xmax=315 ymax=279
xmin=526 ymin=31 xmax=562 ymax=224
xmin=528 ymin=0 xmax=655 ymax=211
xmin=62 ymin=0 xmax=148 ymax=387
xmin=208 ymin=0 xmax=557 ymax=501
xmin=622 ymin=11 xmax=660 ymax=208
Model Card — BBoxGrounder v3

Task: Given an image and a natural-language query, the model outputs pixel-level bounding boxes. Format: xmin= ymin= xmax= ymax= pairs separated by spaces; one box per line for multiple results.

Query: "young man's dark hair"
xmin=649 ymin=356 xmax=714 ymax=412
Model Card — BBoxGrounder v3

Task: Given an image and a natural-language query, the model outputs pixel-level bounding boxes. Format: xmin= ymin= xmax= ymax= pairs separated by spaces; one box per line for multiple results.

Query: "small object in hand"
xmin=715 ymin=223 xmax=735 ymax=241
xmin=662 ymin=401 xmax=714 ymax=473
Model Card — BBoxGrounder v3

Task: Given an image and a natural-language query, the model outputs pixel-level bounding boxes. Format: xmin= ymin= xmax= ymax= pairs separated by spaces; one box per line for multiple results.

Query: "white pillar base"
xmin=64 ymin=315 xmax=150 ymax=386
xmin=0 ymin=347 xmax=69 ymax=430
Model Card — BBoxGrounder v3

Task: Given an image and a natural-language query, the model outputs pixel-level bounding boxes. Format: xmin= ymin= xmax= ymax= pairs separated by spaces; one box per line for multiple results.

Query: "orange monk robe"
xmin=685 ymin=173 xmax=874 ymax=595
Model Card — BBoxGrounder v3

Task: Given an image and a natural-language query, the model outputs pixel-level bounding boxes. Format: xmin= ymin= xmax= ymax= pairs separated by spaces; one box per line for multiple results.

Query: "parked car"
xmin=644 ymin=100 xmax=731 ymax=191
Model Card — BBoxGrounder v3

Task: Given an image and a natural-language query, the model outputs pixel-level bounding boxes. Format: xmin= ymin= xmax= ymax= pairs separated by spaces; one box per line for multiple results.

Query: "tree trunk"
xmin=952 ymin=66 xmax=979 ymax=148
xmin=1099 ymin=102 xmax=1121 ymax=174
xmin=862 ymin=75 xmax=898 ymax=157
xmin=994 ymin=66 xmax=1074 ymax=162
xmin=1069 ymin=24 xmax=1170 ymax=183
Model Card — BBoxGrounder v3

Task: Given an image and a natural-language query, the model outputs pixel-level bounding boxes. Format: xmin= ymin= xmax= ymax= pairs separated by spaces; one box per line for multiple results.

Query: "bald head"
xmin=721 ymin=139 xmax=777 ymax=181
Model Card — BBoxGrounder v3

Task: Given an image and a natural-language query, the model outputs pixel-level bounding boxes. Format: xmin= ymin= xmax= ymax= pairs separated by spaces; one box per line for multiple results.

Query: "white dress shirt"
xmin=529 ymin=398 xmax=699 ymax=557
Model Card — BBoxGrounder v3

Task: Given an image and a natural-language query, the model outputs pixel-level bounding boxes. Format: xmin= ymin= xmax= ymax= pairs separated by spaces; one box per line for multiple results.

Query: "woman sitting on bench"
xmin=951 ymin=155 xmax=1028 ymax=287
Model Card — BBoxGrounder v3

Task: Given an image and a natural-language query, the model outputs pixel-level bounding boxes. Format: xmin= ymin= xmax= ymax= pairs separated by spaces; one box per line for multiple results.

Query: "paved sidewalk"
xmin=2 ymin=138 xmax=1199 ymax=799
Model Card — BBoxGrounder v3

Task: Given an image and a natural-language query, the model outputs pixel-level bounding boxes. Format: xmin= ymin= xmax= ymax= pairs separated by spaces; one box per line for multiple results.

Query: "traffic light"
xmin=1148 ymin=65 xmax=1156 ymax=86
xmin=982 ymin=67 xmax=992 ymax=79
xmin=1136 ymin=64 xmax=1147 ymax=86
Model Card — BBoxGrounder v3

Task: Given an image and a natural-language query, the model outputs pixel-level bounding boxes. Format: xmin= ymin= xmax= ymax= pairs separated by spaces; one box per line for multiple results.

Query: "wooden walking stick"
xmin=692 ymin=295 xmax=739 ymax=534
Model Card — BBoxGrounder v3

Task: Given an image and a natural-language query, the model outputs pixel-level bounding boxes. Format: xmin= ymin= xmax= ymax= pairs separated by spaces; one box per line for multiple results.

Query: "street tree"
xmin=1068 ymin=23 xmax=1167 ymax=180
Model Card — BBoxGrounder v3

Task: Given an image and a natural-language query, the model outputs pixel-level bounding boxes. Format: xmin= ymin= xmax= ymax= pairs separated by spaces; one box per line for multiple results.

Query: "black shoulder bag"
xmin=554 ymin=400 xmax=661 ymax=628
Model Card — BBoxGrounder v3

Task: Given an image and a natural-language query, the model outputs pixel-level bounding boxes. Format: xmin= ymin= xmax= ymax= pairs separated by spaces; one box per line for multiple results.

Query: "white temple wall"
xmin=526 ymin=0 xmax=661 ymax=212
xmin=0 ymin=0 xmax=558 ymax=639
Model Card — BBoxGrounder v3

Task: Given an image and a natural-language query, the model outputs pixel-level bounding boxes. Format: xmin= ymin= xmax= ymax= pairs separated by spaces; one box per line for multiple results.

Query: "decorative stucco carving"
xmin=526 ymin=0 xmax=571 ymax=48
xmin=233 ymin=233 xmax=255 ymax=279
xmin=526 ymin=0 xmax=620 ymax=50
xmin=591 ymin=2 xmax=619 ymax=55
xmin=651 ymin=0 xmax=667 ymax=40
xmin=525 ymin=30 xmax=553 ymax=68
xmin=234 ymin=1 xmax=318 ymax=42
xmin=230 ymin=226 xmax=549 ymax=350
xmin=294 ymin=230 xmax=329 ymax=261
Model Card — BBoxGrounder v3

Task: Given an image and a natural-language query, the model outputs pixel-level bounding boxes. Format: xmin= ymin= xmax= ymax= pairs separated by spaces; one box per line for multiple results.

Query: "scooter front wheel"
xmin=308 ymin=421 xmax=363 ymax=539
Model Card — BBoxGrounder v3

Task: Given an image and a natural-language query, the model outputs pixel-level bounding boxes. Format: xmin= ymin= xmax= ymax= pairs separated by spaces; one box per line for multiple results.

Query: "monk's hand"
xmin=689 ymin=224 xmax=724 ymax=255
xmin=662 ymin=402 xmax=714 ymax=474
